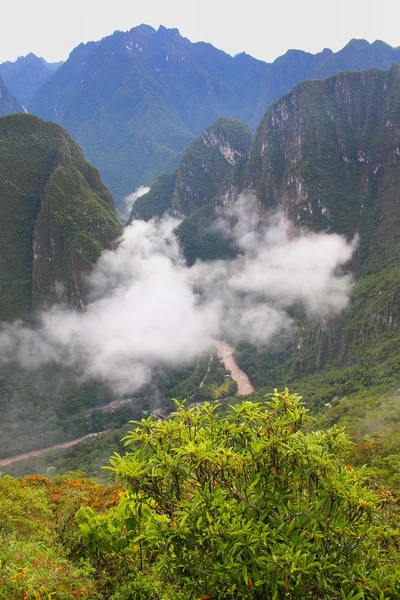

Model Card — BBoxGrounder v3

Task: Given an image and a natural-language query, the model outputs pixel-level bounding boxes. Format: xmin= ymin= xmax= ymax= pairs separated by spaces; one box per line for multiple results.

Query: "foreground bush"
xmin=77 ymin=390 xmax=400 ymax=599
xmin=0 ymin=474 xmax=96 ymax=599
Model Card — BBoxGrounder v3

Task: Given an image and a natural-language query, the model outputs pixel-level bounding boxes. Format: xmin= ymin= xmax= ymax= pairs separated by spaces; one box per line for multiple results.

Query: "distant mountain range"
xmin=0 ymin=53 xmax=62 ymax=107
xmin=18 ymin=26 xmax=399 ymax=206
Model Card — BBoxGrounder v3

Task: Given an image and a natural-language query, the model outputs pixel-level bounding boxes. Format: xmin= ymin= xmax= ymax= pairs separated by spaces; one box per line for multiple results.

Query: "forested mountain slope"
xmin=0 ymin=114 xmax=123 ymax=459
xmin=0 ymin=113 xmax=121 ymax=322
xmin=135 ymin=65 xmax=400 ymax=398
xmin=233 ymin=65 xmax=400 ymax=395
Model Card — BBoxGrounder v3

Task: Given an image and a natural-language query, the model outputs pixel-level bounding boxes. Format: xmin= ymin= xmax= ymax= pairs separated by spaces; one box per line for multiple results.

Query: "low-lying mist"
xmin=120 ymin=185 xmax=151 ymax=220
xmin=0 ymin=194 xmax=357 ymax=394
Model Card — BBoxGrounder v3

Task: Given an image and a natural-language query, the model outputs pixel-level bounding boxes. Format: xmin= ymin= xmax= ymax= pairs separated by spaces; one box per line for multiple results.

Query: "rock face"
xmin=0 ymin=54 xmax=59 ymax=107
xmin=0 ymin=114 xmax=122 ymax=322
xmin=231 ymin=65 xmax=400 ymax=382
xmin=131 ymin=117 xmax=251 ymax=220
xmin=241 ymin=64 xmax=400 ymax=241
xmin=28 ymin=26 xmax=400 ymax=205
xmin=0 ymin=76 xmax=22 ymax=116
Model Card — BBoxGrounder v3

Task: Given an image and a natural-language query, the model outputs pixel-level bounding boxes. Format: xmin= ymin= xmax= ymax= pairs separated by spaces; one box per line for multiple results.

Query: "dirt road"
xmin=214 ymin=341 xmax=254 ymax=396
xmin=0 ymin=351 xmax=252 ymax=467
xmin=0 ymin=431 xmax=110 ymax=467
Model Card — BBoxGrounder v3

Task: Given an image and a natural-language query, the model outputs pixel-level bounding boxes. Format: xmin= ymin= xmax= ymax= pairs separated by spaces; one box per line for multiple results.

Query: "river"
xmin=214 ymin=341 xmax=254 ymax=396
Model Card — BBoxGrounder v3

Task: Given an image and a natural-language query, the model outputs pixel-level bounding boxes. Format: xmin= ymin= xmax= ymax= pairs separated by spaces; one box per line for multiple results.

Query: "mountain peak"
xmin=341 ymin=38 xmax=370 ymax=52
xmin=157 ymin=25 xmax=181 ymax=37
xmin=132 ymin=23 xmax=156 ymax=35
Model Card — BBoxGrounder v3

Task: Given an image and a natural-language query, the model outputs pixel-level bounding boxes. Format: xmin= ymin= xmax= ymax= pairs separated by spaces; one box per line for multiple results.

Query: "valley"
xmin=1 ymin=16 xmax=400 ymax=600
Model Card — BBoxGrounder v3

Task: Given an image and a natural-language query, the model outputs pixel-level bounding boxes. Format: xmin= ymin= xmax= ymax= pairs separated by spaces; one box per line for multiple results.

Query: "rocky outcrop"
xmin=131 ymin=117 xmax=251 ymax=221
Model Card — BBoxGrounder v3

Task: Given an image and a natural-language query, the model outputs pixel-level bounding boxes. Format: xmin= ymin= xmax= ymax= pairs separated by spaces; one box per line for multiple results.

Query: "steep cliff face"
xmin=0 ymin=114 xmax=122 ymax=321
xmin=0 ymin=76 xmax=22 ymax=116
xmin=232 ymin=65 xmax=400 ymax=383
xmin=243 ymin=65 xmax=400 ymax=241
xmin=131 ymin=117 xmax=251 ymax=220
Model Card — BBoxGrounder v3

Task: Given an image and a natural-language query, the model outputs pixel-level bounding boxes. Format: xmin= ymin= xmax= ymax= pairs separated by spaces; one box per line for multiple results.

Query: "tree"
xmin=77 ymin=390 xmax=400 ymax=599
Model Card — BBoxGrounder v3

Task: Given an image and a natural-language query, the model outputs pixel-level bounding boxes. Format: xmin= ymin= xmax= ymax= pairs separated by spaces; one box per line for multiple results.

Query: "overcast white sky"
xmin=1 ymin=0 xmax=399 ymax=63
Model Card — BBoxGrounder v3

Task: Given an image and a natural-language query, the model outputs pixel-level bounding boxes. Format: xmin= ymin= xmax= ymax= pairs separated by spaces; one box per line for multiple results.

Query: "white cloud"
xmin=120 ymin=186 xmax=151 ymax=220
xmin=0 ymin=194 xmax=356 ymax=394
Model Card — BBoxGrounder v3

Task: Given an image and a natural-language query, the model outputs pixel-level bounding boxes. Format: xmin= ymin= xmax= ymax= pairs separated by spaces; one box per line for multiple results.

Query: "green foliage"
xmin=317 ymin=385 xmax=400 ymax=489
xmin=77 ymin=391 xmax=400 ymax=598
xmin=0 ymin=474 xmax=96 ymax=598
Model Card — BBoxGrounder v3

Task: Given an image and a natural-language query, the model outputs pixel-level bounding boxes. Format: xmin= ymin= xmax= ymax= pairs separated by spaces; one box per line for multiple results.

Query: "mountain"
xmin=0 ymin=113 xmax=122 ymax=322
xmin=135 ymin=64 xmax=400 ymax=400
xmin=29 ymin=26 xmax=400 ymax=206
xmin=250 ymin=38 xmax=400 ymax=127
xmin=229 ymin=65 xmax=400 ymax=398
xmin=28 ymin=25 xmax=267 ymax=205
xmin=0 ymin=53 xmax=59 ymax=107
xmin=131 ymin=117 xmax=252 ymax=220
xmin=41 ymin=58 xmax=64 ymax=72
xmin=0 ymin=76 xmax=22 ymax=115
xmin=242 ymin=64 xmax=400 ymax=389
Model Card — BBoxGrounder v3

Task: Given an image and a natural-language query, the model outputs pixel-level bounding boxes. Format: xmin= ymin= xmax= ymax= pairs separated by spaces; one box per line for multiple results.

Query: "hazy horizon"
xmin=1 ymin=0 xmax=399 ymax=64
